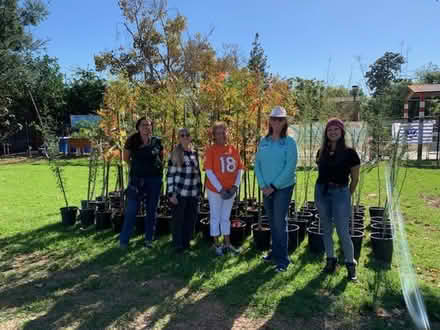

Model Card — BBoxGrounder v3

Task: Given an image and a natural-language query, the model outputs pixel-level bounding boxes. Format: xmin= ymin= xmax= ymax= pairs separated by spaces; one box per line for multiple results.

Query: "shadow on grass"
xmin=0 ymin=222 xmax=436 ymax=329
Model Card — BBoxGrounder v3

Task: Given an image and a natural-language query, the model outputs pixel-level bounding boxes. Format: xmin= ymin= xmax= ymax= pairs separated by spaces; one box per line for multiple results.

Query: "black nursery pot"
xmin=95 ymin=201 xmax=106 ymax=212
xmin=307 ymin=226 xmax=325 ymax=254
xmin=251 ymin=222 xmax=271 ymax=251
xmin=348 ymin=221 xmax=366 ymax=233
xmin=371 ymin=222 xmax=394 ymax=236
xmin=196 ymin=210 xmax=210 ymax=233
xmin=371 ymin=232 xmax=394 ymax=263
xmin=111 ymin=212 xmax=124 ymax=233
xmin=349 ymin=229 xmax=364 ymax=261
xmin=135 ymin=214 xmax=145 ymax=235
xmin=370 ymin=217 xmax=392 ymax=231
xmin=200 ymin=217 xmax=213 ymax=242
xmin=156 ymin=215 xmax=172 ymax=236
xmin=96 ymin=211 xmax=112 ymax=230
xmin=240 ymin=214 xmax=254 ymax=236
xmin=369 ymin=206 xmax=385 ymax=218
xmin=80 ymin=208 xmax=95 ymax=228
xmin=291 ymin=211 xmax=312 ymax=243
xmin=287 ymin=223 xmax=300 ymax=252
xmin=230 ymin=219 xmax=247 ymax=246
xmin=288 ymin=200 xmax=296 ymax=217
xmin=300 ymin=206 xmax=318 ymax=219
xmin=80 ymin=200 xmax=89 ymax=210
xmin=60 ymin=206 xmax=78 ymax=226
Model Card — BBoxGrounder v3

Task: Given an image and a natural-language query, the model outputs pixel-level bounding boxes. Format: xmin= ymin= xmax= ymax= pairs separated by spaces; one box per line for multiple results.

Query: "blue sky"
xmin=34 ymin=0 xmax=440 ymax=90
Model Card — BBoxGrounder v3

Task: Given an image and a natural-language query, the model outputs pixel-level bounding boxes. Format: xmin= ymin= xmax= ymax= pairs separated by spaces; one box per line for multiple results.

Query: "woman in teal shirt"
xmin=255 ymin=106 xmax=298 ymax=272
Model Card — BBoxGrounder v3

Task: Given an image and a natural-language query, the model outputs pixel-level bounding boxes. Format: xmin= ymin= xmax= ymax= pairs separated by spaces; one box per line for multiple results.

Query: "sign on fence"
xmin=392 ymin=121 xmax=435 ymax=144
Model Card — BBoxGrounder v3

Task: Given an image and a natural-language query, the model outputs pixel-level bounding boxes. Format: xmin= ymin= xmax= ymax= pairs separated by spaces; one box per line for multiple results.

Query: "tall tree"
xmin=365 ymin=51 xmax=405 ymax=96
xmin=0 ymin=0 xmax=49 ymax=140
xmin=94 ymin=0 xmax=186 ymax=85
xmin=247 ymin=33 xmax=269 ymax=81
xmin=0 ymin=0 xmax=48 ymax=95
xmin=415 ymin=62 xmax=440 ymax=84
xmin=0 ymin=98 xmax=22 ymax=142
xmin=64 ymin=68 xmax=107 ymax=116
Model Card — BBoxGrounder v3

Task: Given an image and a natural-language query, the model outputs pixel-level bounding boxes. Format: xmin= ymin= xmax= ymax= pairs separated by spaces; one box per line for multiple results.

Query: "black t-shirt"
xmin=125 ymin=133 xmax=163 ymax=178
xmin=316 ymin=148 xmax=360 ymax=185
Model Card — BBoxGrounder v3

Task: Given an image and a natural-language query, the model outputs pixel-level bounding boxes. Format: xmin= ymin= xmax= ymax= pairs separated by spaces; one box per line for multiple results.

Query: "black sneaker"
xmin=346 ymin=262 xmax=357 ymax=281
xmin=323 ymin=257 xmax=337 ymax=274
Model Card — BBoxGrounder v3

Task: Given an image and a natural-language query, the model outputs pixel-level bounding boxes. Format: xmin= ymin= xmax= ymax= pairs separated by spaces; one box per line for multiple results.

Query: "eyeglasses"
xmin=270 ymin=117 xmax=285 ymax=122
xmin=180 ymin=133 xmax=190 ymax=138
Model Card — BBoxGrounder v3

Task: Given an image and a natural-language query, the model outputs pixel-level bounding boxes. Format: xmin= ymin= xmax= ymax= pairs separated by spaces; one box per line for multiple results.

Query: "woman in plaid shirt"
xmin=167 ymin=128 xmax=202 ymax=253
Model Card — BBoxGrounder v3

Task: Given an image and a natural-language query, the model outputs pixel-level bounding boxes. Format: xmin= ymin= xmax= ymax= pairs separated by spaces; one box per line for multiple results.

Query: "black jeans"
xmin=171 ymin=196 xmax=198 ymax=249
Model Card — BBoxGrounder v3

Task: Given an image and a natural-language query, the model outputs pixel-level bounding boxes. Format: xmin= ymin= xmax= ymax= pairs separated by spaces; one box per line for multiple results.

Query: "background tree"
xmin=95 ymin=0 xmax=186 ymax=85
xmin=0 ymin=97 xmax=22 ymax=142
xmin=64 ymin=68 xmax=107 ymax=117
xmin=365 ymin=51 xmax=405 ymax=96
xmin=0 ymin=0 xmax=49 ymax=142
xmin=415 ymin=62 xmax=440 ymax=84
xmin=247 ymin=33 xmax=269 ymax=82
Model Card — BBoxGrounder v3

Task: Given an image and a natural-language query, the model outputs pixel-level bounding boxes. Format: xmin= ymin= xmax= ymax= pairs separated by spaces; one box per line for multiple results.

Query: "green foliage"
xmin=0 ymin=97 xmax=22 ymax=142
xmin=0 ymin=0 xmax=49 ymax=139
xmin=365 ymin=52 xmax=405 ymax=96
xmin=247 ymin=33 xmax=269 ymax=81
xmin=64 ymin=68 xmax=106 ymax=116
xmin=415 ymin=62 xmax=440 ymax=84
xmin=95 ymin=0 xmax=187 ymax=83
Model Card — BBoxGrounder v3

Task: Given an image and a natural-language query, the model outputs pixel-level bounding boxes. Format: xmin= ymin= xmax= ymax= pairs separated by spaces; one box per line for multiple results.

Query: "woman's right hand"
xmin=169 ymin=195 xmax=178 ymax=205
xmin=262 ymin=187 xmax=274 ymax=197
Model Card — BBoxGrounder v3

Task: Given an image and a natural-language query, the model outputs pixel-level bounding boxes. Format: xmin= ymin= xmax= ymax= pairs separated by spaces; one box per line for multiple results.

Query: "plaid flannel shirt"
xmin=167 ymin=150 xmax=201 ymax=197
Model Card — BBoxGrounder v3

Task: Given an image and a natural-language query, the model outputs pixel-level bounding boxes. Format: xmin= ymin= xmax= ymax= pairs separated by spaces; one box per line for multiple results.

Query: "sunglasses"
xmin=180 ymin=133 xmax=190 ymax=138
xmin=270 ymin=117 xmax=285 ymax=122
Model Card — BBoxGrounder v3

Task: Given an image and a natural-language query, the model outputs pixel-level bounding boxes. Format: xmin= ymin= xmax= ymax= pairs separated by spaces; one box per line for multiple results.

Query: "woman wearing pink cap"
xmin=315 ymin=118 xmax=360 ymax=281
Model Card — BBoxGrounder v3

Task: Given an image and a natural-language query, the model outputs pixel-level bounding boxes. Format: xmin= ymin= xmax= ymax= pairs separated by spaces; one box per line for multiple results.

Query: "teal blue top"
xmin=255 ymin=135 xmax=298 ymax=190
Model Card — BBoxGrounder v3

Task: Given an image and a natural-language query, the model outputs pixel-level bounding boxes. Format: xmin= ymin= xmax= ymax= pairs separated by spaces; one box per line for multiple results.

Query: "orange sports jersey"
xmin=204 ymin=144 xmax=243 ymax=192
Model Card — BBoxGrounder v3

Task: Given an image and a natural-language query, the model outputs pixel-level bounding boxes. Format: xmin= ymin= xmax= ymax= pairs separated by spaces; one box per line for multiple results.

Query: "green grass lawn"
xmin=0 ymin=157 xmax=439 ymax=329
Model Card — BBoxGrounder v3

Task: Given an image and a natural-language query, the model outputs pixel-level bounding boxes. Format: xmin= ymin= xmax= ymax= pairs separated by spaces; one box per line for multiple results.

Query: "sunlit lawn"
xmin=0 ymin=157 xmax=439 ymax=329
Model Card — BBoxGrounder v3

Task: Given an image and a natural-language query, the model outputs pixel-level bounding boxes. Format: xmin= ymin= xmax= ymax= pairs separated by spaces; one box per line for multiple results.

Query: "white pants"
xmin=207 ymin=189 xmax=235 ymax=236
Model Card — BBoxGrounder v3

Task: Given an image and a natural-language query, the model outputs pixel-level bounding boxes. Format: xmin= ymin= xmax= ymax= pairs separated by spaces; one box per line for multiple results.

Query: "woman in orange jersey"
xmin=204 ymin=121 xmax=243 ymax=256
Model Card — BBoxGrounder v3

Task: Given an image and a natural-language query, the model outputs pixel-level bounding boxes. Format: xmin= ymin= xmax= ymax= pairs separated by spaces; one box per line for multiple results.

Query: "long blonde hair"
xmin=171 ymin=128 xmax=190 ymax=167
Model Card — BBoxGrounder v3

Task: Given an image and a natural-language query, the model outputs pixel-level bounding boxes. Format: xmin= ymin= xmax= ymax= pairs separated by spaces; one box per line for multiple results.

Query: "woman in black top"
xmin=120 ymin=117 xmax=163 ymax=249
xmin=315 ymin=118 xmax=360 ymax=281
xmin=167 ymin=128 xmax=202 ymax=253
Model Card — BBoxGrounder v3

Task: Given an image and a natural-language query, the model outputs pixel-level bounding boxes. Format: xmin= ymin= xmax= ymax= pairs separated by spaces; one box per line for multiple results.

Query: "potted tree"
xmin=45 ymin=129 xmax=78 ymax=226
xmin=370 ymin=123 xmax=409 ymax=263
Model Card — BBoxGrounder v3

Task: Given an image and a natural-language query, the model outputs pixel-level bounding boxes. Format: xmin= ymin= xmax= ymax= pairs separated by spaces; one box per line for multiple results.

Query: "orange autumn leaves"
xmin=97 ymin=71 xmax=296 ymax=167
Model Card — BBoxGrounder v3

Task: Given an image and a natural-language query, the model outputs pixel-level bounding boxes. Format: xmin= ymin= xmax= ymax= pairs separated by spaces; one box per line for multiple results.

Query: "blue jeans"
xmin=315 ymin=183 xmax=354 ymax=263
xmin=263 ymin=185 xmax=294 ymax=268
xmin=120 ymin=176 xmax=162 ymax=245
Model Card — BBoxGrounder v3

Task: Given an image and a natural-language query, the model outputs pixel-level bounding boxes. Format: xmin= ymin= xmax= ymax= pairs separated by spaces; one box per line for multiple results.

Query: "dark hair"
xmin=318 ymin=126 xmax=348 ymax=162
xmin=135 ymin=116 xmax=152 ymax=131
xmin=266 ymin=118 xmax=288 ymax=138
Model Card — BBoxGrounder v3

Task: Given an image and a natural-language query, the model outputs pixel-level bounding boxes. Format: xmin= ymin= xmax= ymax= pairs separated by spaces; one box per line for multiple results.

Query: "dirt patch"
xmin=0 ymin=156 xmax=40 ymax=164
xmin=421 ymin=193 xmax=440 ymax=208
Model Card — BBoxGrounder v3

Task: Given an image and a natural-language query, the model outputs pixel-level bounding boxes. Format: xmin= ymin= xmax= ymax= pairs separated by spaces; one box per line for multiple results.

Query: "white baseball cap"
xmin=270 ymin=106 xmax=287 ymax=118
